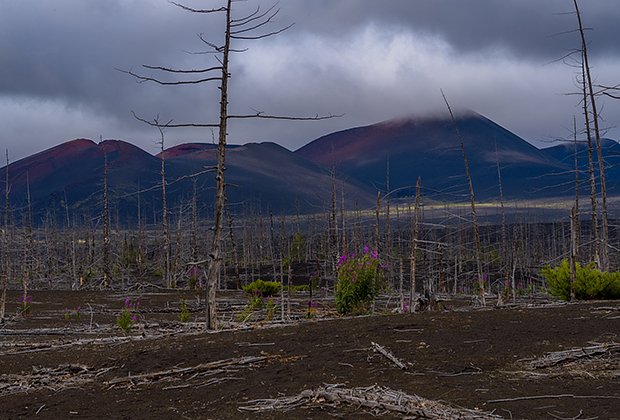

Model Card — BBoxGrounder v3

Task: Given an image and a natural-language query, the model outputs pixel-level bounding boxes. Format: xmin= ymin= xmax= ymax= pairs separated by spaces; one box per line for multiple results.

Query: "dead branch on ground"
xmin=239 ymin=384 xmax=503 ymax=419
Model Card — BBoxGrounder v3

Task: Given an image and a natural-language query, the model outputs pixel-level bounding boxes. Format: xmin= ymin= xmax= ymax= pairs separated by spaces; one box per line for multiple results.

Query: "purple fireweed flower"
xmin=124 ymin=297 xmax=130 ymax=307
xmin=308 ymin=300 xmax=318 ymax=308
xmin=338 ymin=254 xmax=347 ymax=266
xmin=371 ymin=250 xmax=378 ymax=259
xmin=131 ymin=314 xmax=137 ymax=323
xmin=402 ymin=303 xmax=410 ymax=312
xmin=363 ymin=245 xmax=370 ymax=254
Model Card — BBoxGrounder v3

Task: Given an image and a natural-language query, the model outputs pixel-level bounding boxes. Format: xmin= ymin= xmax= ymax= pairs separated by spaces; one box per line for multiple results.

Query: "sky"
xmin=1 ymin=0 xmax=619 ymax=161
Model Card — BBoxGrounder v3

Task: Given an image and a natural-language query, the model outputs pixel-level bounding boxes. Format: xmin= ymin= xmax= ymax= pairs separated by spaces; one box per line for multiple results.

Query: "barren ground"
xmin=1 ymin=291 xmax=619 ymax=419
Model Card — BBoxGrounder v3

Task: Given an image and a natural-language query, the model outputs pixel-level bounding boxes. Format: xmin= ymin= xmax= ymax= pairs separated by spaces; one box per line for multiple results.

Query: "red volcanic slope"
xmin=8 ymin=139 xmax=99 ymax=186
xmin=157 ymin=143 xmax=218 ymax=160
xmin=7 ymin=139 xmax=156 ymax=189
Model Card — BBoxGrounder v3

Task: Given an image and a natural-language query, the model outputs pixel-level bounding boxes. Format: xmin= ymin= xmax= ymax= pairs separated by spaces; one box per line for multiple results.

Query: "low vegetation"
xmin=335 ymin=247 xmax=385 ymax=315
xmin=541 ymin=259 xmax=620 ymax=301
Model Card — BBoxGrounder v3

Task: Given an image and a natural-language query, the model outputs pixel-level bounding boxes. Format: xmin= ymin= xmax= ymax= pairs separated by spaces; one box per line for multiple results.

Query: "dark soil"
xmin=1 ymin=291 xmax=619 ymax=419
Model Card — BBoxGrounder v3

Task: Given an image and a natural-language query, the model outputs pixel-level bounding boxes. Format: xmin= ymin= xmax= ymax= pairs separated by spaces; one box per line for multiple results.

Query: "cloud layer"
xmin=1 ymin=0 xmax=619 ymax=160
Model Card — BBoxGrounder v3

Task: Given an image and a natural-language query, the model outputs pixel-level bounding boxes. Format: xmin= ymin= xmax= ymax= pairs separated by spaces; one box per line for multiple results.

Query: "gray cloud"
xmin=1 ymin=0 xmax=619 ymax=161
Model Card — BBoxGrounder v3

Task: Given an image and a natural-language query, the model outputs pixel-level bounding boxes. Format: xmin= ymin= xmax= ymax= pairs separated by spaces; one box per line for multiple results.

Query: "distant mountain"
xmin=296 ymin=112 xmax=571 ymax=199
xmin=541 ymin=138 xmax=620 ymax=195
xmin=7 ymin=112 xmax=620 ymax=225
xmin=160 ymin=141 xmax=374 ymax=213
xmin=3 ymin=139 xmax=373 ymax=224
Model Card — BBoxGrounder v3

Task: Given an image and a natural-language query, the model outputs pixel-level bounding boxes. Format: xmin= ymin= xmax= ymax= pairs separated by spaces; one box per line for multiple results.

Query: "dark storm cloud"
xmin=279 ymin=0 xmax=620 ymax=59
xmin=0 ymin=0 xmax=619 ymax=160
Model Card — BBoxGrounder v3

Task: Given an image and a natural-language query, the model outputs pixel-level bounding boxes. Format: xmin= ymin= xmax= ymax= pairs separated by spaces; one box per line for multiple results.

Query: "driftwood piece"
xmin=105 ymin=355 xmax=273 ymax=386
xmin=530 ymin=343 xmax=620 ymax=369
xmin=240 ymin=384 xmax=502 ymax=419
xmin=0 ymin=364 xmax=116 ymax=397
xmin=371 ymin=341 xmax=407 ymax=370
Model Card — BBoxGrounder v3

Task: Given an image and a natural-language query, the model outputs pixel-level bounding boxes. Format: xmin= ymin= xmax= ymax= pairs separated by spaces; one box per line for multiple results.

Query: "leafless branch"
xmin=231 ymin=23 xmax=294 ymax=40
xmin=597 ymin=83 xmax=620 ymax=99
xmin=131 ymin=111 xmax=220 ymax=128
xmin=117 ymin=68 xmax=221 ymax=85
xmin=231 ymin=7 xmax=280 ymax=35
xmin=228 ymin=111 xmax=343 ymax=121
xmin=142 ymin=64 xmax=223 ymax=74
xmin=170 ymin=1 xmax=227 ymax=14
xmin=231 ymin=3 xmax=277 ymax=27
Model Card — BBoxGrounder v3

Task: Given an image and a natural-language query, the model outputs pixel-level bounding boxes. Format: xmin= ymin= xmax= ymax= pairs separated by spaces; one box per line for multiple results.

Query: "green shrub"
xmin=541 ymin=259 xmax=620 ymax=301
xmin=242 ymin=279 xmax=281 ymax=297
xmin=116 ymin=297 xmax=140 ymax=333
xmin=335 ymin=247 xmax=385 ymax=314
xmin=179 ymin=300 xmax=190 ymax=323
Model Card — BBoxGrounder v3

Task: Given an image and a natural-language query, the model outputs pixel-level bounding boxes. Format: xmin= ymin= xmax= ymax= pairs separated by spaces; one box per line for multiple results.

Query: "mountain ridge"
xmin=3 ymin=112 xmax=619 ymax=224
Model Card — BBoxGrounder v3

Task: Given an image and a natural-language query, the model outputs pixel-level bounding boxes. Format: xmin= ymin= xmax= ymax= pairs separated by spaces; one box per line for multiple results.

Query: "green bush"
xmin=335 ymin=247 xmax=385 ymax=314
xmin=179 ymin=300 xmax=191 ymax=323
xmin=541 ymin=259 xmax=620 ymax=301
xmin=242 ymin=279 xmax=281 ymax=297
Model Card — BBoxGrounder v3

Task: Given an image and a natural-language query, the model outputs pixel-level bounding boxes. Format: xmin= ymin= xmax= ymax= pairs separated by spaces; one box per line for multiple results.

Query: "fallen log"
xmin=530 ymin=343 xmax=620 ymax=369
xmin=371 ymin=341 xmax=407 ymax=370
xmin=240 ymin=384 xmax=502 ymax=419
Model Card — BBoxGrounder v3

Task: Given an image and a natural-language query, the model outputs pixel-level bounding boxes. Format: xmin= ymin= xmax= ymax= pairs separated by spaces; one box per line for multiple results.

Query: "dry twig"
xmin=371 ymin=341 xmax=408 ymax=370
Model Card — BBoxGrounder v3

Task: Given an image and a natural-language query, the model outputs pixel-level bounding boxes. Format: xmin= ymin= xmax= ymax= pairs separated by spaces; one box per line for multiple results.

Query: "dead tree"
xmin=495 ymin=142 xmax=509 ymax=298
xmin=124 ymin=1 xmax=337 ymax=329
xmin=102 ymin=151 xmax=111 ymax=288
xmin=442 ymin=91 xmax=485 ymax=306
xmin=580 ymin=53 xmax=600 ymax=267
xmin=574 ymin=0 xmax=609 ymax=270
xmin=409 ymin=177 xmax=421 ymax=312
xmin=0 ymin=151 xmax=9 ymax=320
xmin=157 ymin=124 xmax=172 ymax=288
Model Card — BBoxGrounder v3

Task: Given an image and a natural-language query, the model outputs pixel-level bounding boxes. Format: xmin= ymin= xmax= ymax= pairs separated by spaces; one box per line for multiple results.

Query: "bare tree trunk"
xmin=442 ymin=91 xmax=485 ymax=306
xmin=205 ymin=0 xmax=232 ymax=330
xmin=158 ymin=127 xmax=171 ymax=288
xmin=340 ymin=182 xmax=347 ymax=256
xmin=570 ymin=206 xmax=578 ymax=301
xmin=495 ymin=142 xmax=509 ymax=297
xmin=573 ymin=116 xmax=580 ymax=256
xmin=575 ymin=0 xmax=609 ymax=270
xmin=409 ymin=177 xmax=421 ymax=312
xmin=23 ymin=172 xmax=33 ymax=299
xmin=102 ymin=152 xmax=111 ymax=288
xmin=374 ymin=192 xmax=381 ymax=253
xmin=581 ymin=55 xmax=600 ymax=268
xmin=190 ymin=180 xmax=198 ymax=262
xmin=0 ymin=151 xmax=9 ymax=320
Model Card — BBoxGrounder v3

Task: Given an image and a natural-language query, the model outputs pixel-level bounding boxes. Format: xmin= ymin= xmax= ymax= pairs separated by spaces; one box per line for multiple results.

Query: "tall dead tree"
xmin=102 ymin=151 xmax=111 ymax=288
xmin=409 ymin=177 xmax=421 ymax=312
xmin=157 ymin=124 xmax=171 ymax=288
xmin=495 ymin=142 xmax=509 ymax=298
xmin=580 ymin=52 xmax=600 ymax=267
xmin=442 ymin=90 xmax=485 ymax=306
xmin=574 ymin=0 xmax=609 ymax=270
xmin=0 ymin=151 xmax=9 ymax=320
xmin=124 ymin=0 xmax=336 ymax=329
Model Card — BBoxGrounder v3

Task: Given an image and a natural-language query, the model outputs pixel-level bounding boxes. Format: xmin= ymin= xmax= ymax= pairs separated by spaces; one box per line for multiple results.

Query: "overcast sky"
xmin=1 ymin=0 xmax=619 ymax=161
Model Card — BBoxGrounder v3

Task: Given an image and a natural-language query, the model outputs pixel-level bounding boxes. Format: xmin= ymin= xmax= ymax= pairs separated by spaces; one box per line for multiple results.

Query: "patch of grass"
xmin=242 ymin=279 xmax=281 ymax=297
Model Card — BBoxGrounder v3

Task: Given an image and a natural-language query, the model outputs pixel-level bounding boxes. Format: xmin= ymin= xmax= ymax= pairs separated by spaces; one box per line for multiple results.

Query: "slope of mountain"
xmin=296 ymin=112 xmax=570 ymax=199
xmin=3 ymin=139 xmax=373 ymax=224
xmin=541 ymin=138 xmax=620 ymax=195
xmin=7 ymin=139 xmax=162 ymax=215
xmin=162 ymin=141 xmax=374 ymax=213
